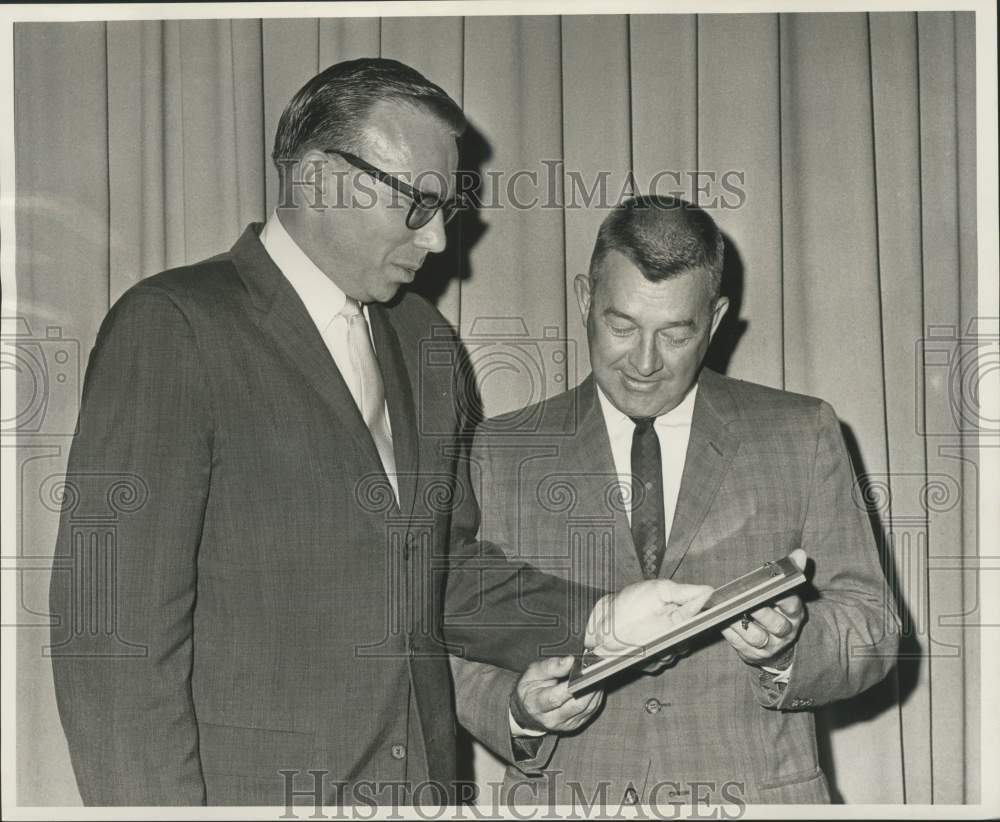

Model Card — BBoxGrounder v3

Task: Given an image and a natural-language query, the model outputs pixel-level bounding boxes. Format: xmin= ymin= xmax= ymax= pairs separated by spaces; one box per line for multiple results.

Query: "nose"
xmin=630 ymin=333 xmax=663 ymax=377
xmin=412 ymin=209 xmax=447 ymax=254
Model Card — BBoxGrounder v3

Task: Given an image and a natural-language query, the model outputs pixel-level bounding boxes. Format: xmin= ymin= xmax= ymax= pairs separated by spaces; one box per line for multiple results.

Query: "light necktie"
xmin=339 ymin=299 xmax=398 ymax=496
xmin=630 ymin=416 xmax=666 ymax=579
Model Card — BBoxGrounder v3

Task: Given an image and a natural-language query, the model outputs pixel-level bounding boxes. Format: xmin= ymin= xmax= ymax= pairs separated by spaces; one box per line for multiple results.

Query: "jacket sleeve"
xmin=441 ymin=405 xmax=603 ymax=672
xmin=444 ymin=423 xmax=563 ymax=769
xmin=753 ymin=400 xmax=900 ymax=710
xmin=49 ymin=285 xmax=213 ymax=805
xmin=450 ymin=655 xmax=558 ymax=774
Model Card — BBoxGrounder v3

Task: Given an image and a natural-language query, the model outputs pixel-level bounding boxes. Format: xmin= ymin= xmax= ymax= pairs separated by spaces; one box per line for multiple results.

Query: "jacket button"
xmin=390 ymin=743 xmax=406 ymax=760
xmin=644 ymin=698 xmax=662 ymax=714
xmin=622 ymin=787 xmax=639 ymax=805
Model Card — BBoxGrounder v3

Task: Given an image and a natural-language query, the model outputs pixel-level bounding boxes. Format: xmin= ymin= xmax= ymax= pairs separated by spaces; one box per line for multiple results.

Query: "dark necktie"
xmin=630 ymin=416 xmax=666 ymax=579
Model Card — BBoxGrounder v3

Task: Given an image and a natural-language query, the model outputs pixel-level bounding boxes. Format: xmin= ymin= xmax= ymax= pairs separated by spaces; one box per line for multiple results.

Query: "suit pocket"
xmin=757 ymin=766 xmax=831 ymax=803
xmin=750 ymin=707 xmax=824 ymax=796
xmin=199 ymin=722 xmax=317 ymax=778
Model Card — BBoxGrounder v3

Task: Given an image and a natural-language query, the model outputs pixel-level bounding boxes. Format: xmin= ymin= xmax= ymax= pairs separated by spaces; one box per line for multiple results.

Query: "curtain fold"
xmin=106 ymin=19 xmax=267 ymax=301
xmin=461 ymin=16 xmax=570 ymax=408
xmin=12 ymin=11 xmax=978 ymax=806
xmin=697 ymin=13 xmax=783 ymax=387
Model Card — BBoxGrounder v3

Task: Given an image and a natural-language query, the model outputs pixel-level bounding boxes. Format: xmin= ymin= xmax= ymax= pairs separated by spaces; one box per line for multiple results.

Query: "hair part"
xmin=588 ymin=195 xmax=725 ymax=301
xmin=272 ymin=58 xmax=466 ymax=172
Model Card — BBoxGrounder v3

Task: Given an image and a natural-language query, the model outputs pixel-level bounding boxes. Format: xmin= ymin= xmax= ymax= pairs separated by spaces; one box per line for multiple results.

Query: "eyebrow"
xmin=602 ymin=308 xmax=696 ymax=330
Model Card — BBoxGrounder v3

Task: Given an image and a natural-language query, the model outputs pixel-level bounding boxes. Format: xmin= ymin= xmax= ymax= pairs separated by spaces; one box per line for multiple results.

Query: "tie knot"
xmin=339 ymin=298 xmax=363 ymax=321
xmin=630 ymin=416 xmax=656 ymax=433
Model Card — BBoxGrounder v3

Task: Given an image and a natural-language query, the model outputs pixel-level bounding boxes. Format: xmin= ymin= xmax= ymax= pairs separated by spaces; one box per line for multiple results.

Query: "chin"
xmin=607 ymin=392 xmax=649 ymax=418
xmin=620 ymin=390 xmax=681 ymax=419
xmin=371 ymin=283 xmax=402 ymax=304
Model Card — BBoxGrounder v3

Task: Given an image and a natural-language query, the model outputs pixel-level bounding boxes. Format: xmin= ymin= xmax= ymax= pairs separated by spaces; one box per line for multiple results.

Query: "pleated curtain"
xmin=12 ymin=12 xmax=978 ymax=805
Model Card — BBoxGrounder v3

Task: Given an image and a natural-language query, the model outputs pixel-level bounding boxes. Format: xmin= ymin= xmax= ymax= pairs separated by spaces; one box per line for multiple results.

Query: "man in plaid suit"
xmin=453 ymin=196 xmax=898 ymax=806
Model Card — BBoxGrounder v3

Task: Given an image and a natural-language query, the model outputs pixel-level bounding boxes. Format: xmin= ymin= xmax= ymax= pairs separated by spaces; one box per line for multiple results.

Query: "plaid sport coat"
xmin=453 ymin=368 xmax=899 ymax=805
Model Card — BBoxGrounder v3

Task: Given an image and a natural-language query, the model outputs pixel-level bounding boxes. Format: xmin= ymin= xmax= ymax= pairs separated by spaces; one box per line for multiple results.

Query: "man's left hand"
xmin=720 ymin=549 xmax=808 ymax=668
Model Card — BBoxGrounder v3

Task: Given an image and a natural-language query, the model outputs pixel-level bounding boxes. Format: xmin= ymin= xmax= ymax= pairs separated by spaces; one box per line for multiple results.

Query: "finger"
xmin=677 ymin=586 xmax=714 ymax=619
xmin=659 ymin=581 xmax=714 ymax=607
xmin=523 ymin=655 xmax=575 ymax=686
xmin=546 ymin=691 xmax=603 ymax=726
xmin=721 ymin=625 xmax=770 ymax=658
xmin=730 ymin=619 xmax=770 ymax=649
xmin=537 ymin=655 xmax=575 ymax=679
xmin=590 ymin=635 xmax=641 ymax=657
xmin=749 ymin=605 xmax=794 ymax=637
xmin=561 ymin=693 xmax=601 ymax=718
xmin=559 ymin=707 xmax=595 ymax=732
xmin=640 ymin=652 xmax=678 ymax=674
xmin=774 ymin=594 xmax=805 ymax=619
xmin=788 ymin=548 xmax=808 ymax=571
xmin=527 ymin=681 xmax=573 ymax=713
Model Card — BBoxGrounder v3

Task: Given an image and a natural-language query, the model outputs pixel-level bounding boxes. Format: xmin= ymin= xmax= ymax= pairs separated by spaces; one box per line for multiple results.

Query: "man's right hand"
xmin=509 ymin=655 xmax=603 ymax=734
xmin=585 ymin=579 xmax=714 ymax=657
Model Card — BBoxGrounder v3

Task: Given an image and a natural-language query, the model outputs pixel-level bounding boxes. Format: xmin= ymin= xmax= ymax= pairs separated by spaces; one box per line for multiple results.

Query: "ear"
xmin=281 ymin=148 xmax=336 ymax=211
xmin=708 ymin=295 xmax=730 ymax=340
xmin=574 ymin=274 xmax=594 ymax=324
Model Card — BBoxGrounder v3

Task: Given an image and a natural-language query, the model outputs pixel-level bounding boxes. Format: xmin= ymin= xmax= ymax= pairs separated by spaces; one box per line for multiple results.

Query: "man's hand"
xmin=509 ymin=656 xmax=603 ymax=734
xmin=721 ymin=549 xmax=808 ymax=668
xmin=584 ymin=579 xmax=714 ymax=657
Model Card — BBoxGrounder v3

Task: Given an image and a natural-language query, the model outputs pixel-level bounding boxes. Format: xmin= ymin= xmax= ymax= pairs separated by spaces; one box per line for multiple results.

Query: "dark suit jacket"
xmin=453 ymin=370 xmax=899 ymax=804
xmin=49 ymin=225 xmax=595 ymax=806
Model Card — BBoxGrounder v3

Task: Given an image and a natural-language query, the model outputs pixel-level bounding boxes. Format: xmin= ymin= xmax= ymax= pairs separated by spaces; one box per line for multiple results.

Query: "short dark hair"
xmin=589 ymin=195 xmax=725 ymax=300
xmin=272 ymin=58 xmax=466 ymax=169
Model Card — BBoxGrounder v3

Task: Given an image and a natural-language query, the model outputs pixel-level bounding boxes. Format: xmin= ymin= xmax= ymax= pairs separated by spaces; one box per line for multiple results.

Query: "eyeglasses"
xmin=325 ymin=149 xmax=465 ymax=230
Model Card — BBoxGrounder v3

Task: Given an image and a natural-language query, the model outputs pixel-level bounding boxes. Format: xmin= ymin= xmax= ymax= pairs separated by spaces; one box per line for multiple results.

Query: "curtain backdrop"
xmin=12 ymin=12 xmax=978 ymax=806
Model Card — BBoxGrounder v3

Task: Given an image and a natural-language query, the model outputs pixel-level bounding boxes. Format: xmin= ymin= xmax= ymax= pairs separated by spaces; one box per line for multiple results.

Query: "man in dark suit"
xmin=48 ymin=61 xmax=710 ymax=807
xmin=453 ymin=196 xmax=899 ymax=805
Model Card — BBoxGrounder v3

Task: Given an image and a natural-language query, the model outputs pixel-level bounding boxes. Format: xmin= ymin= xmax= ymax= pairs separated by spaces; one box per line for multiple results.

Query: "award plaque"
xmin=567 ymin=555 xmax=807 ymax=695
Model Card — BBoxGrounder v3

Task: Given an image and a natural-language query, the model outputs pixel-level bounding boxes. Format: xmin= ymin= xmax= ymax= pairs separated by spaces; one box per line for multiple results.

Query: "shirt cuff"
xmin=761 ymin=661 xmax=793 ymax=684
xmin=509 ymin=709 xmax=547 ymax=738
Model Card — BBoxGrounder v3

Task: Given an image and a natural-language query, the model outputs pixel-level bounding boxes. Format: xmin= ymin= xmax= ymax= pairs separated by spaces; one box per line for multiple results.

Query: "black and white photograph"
xmin=1 ymin=1 xmax=996 ymax=818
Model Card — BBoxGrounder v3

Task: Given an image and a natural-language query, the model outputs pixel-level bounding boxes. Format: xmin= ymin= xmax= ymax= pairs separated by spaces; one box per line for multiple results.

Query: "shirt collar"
xmin=595 ymin=379 xmax=699 ymax=433
xmin=259 ymin=210 xmax=348 ymax=333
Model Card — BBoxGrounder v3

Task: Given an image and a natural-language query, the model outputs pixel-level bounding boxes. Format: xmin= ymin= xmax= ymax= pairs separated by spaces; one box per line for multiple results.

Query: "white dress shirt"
xmin=596 ymin=383 xmax=697 ymax=532
xmin=599 ymin=382 xmax=790 ymax=683
xmin=511 ymin=380 xmax=787 ymax=739
xmin=259 ymin=212 xmax=398 ymax=501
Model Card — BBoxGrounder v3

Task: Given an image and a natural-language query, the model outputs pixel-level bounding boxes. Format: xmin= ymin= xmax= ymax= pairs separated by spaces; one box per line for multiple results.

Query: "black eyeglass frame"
xmin=325 ymin=149 xmax=465 ymax=230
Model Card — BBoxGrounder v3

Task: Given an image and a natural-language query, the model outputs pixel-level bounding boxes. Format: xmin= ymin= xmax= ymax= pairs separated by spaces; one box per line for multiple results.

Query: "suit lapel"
xmin=230 ymin=225 xmax=393 ymax=490
xmin=661 ymin=368 xmax=740 ymax=579
xmin=561 ymin=377 xmax=644 ymax=585
xmin=369 ymin=304 xmax=418 ymax=521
